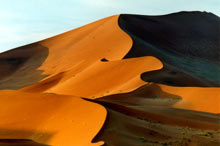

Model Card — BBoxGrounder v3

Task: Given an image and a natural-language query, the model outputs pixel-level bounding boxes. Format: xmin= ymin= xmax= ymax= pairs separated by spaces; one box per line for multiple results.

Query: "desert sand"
xmin=0 ymin=12 xmax=219 ymax=146
xmin=0 ymin=90 xmax=106 ymax=146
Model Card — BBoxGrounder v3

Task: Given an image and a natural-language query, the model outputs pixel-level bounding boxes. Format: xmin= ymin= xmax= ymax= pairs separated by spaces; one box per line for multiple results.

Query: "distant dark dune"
xmin=118 ymin=11 xmax=220 ymax=86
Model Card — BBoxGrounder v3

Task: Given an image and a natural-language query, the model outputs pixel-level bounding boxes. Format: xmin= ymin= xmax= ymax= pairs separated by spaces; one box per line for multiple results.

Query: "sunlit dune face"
xmin=38 ymin=15 xmax=132 ymax=75
xmin=44 ymin=56 xmax=162 ymax=98
xmin=0 ymin=90 xmax=106 ymax=146
xmin=21 ymin=56 xmax=163 ymax=98
xmin=172 ymin=88 xmax=220 ymax=113
xmin=156 ymin=85 xmax=220 ymax=113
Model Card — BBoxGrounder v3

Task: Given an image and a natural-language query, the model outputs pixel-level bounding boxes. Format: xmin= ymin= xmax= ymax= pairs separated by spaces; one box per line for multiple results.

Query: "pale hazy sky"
xmin=0 ymin=0 xmax=219 ymax=52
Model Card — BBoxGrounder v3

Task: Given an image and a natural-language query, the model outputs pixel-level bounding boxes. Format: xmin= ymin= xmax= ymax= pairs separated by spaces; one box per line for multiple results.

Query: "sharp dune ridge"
xmin=0 ymin=11 xmax=219 ymax=146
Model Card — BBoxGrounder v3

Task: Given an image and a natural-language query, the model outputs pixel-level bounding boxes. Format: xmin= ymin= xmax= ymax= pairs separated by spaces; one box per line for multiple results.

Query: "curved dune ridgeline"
xmin=0 ymin=91 xmax=106 ymax=146
xmin=21 ymin=56 xmax=162 ymax=98
xmin=0 ymin=15 xmax=133 ymax=92
xmin=0 ymin=15 xmax=136 ymax=146
xmin=0 ymin=12 xmax=219 ymax=146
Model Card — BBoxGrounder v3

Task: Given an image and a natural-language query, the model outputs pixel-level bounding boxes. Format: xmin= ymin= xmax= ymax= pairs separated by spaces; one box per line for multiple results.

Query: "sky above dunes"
xmin=0 ymin=0 xmax=219 ymax=53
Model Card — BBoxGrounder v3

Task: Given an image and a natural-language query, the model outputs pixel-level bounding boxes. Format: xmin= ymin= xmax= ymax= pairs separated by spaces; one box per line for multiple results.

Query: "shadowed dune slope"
xmin=0 ymin=44 xmax=48 ymax=90
xmin=119 ymin=11 xmax=220 ymax=86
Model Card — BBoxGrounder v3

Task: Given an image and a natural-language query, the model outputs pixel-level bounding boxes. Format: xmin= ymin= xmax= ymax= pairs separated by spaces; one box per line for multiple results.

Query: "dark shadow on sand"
xmin=0 ymin=43 xmax=49 ymax=90
xmin=118 ymin=11 xmax=220 ymax=86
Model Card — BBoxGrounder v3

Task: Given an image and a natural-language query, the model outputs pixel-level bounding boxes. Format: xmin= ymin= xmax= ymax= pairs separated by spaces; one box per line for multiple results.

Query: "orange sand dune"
xmin=157 ymin=84 xmax=220 ymax=113
xmin=0 ymin=90 xmax=106 ymax=146
xmin=22 ymin=56 xmax=162 ymax=98
xmin=0 ymin=12 xmax=219 ymax=146
xmin=0 ymin=15 xmax=132 ymax=90
xmin=116 ymin=83 xmax=220 ymax=113
xmin=38 ymin=15 xmax=132 ymax=76
xmin=0 ymin=14 xmax=161 ymax=146
xmin=17 ymin=14 xmax=162 ymax=98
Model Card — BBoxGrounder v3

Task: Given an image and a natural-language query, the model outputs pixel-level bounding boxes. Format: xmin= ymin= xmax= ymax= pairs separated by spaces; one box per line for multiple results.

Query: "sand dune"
xmin=22 ymin=56 xmax=162 ymax=98
xmin=0 ymin=15 xmax=134 ymax=146
xmin=157 ymin=84 xmax=220 ymax=113
xmin=0 ymin=90 xmax=106 ymax=146
xmin=119 ymin=11 xmax=220 ymax=87
xmin=0 ymin=11 xmax=219 ymax=146
xmin=92 ymin=84 xmax=220 ymax=145
xmin=0 ymin=15 xmax=132 ymax=90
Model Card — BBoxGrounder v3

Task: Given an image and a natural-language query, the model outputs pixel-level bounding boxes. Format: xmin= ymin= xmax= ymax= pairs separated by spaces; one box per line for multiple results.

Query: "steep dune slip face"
xmin=119 ymin=11 xmax=220 ymax=86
